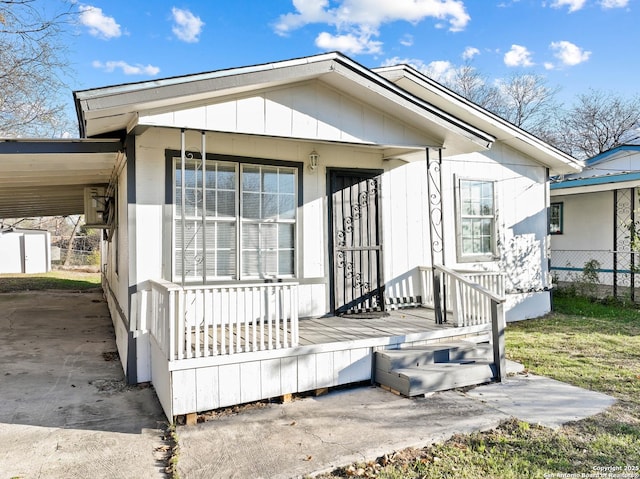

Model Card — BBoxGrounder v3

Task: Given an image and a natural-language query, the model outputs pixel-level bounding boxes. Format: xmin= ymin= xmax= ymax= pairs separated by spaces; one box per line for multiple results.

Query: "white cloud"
xmin=549 ymin=0 xmax=587 ymax=12
xmin=381 ymin=56 xmax=458 ymax=82
xmin=600 ymin=0 xmax=628 ymax=7
xmin=171 ymin=7 xmax=204 ymax=43
xmin=276 ymin=0 xmax=470 ymax=34
xmin=400 ymin=34 xmax=414 ymax=47
xmin=92 ymin=60 xmax=160 ymax=76
xmin=275 ymin=0 xmax=470 ymax=55
xmin=504 ymin=44 xmax=534 ymax=67
xmin=462 ymin=46 xmax=480 ymax=60
xmin=315 ymin=31 xmax=382 ymax=54
xmin=550 ymin=40 xmax=591 ymax=66
xmin=79 ymin=5 xmax=121 ymax=39
xmin=544 ymin=62 xmax=555 ymax=70
xmin=275 ymin=0 xmax=333 ymax=34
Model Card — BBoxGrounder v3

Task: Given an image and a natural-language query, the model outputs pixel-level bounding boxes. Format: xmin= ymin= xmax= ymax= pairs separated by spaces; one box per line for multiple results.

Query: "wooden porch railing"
xmin=422 ymin=265 xmax=507 ymax=381
xmin=147 ymin=280 xmax=299 ymax=361
xmin=419 ymin=266 xmax=505 ymax=326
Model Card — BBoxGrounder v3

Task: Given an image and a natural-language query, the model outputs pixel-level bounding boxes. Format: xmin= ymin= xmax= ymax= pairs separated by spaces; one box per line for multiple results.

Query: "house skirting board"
xmin=102 ymin=277 xmax=131 ymax=379
xmin=505 ymin=291 xmax=551 ymax=322
xmin=150 ymin=325 xmax=491 ymax=420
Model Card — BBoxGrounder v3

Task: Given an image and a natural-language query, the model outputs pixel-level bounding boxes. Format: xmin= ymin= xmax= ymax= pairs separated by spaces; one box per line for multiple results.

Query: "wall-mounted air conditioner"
xmin=84 ymin=186 xmax=110 ymax=228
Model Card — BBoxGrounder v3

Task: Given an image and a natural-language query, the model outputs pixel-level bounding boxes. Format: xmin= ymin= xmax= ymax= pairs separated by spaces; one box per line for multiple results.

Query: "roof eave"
xmin=374 ymin=64 xmax=583 ymax=174
xmin=74 ymin=52 xmax=495 ymax=151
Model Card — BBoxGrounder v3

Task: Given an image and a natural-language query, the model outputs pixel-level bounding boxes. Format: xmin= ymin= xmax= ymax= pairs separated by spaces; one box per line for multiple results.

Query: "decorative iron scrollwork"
xmin=427 ymin=152 xmax=444 ymax=256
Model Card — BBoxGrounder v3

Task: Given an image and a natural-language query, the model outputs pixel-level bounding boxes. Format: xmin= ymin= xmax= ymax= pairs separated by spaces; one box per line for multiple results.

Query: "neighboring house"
xmin=550 ymin=145 xmax=640 ymax=299
xmin=0 ymin=53 xmax=581 ymax=420
xmin=0 ymin=227 xmax=51 ymax=274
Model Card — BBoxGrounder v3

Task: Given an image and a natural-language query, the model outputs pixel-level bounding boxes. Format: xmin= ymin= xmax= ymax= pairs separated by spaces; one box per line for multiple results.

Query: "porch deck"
xmin=297 ymin=308 xmax=456 ymax=345
xmin=186 ymin=307 xmax=484 ymax=358
xmin=145 ymin=274 xmax=503 ymax=420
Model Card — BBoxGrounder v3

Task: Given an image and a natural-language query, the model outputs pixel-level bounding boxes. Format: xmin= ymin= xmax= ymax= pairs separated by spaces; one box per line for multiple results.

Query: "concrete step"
xmin=375 ymin=360 xmax=497 ymax=397
xmin=376 ymin=341 xmax=493 ymax=372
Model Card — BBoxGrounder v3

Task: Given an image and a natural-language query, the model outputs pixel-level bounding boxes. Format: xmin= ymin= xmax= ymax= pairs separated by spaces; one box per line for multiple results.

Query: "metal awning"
xmin=0 ymin=139 xmax=123 ymax=218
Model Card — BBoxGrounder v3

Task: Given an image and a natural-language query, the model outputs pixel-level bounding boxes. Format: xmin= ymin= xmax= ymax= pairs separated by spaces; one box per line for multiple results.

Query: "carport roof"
xmin=0 ymin=138 xmax=123 ymax=219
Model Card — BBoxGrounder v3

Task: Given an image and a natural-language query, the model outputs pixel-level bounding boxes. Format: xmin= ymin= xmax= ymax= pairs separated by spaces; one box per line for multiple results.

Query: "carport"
xmin=0 ymin=137 xmax=126 ymax=386
xmin=0 ymin=138 xmax=167 ymax=477
xmin=0 ymin=138 xmax=123 ymax=218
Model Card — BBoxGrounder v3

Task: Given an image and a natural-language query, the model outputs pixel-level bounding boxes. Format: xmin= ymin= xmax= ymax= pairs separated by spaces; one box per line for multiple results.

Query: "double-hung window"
xmin=173 ymin=157 xmax=297 ymax=282
xmin=240 ymin=165 xmax=296 ymax=278
xmin=550 ymin=203 xmax=563 ymax=234
xmin=457 ymin=178 xmax=497 ymax=262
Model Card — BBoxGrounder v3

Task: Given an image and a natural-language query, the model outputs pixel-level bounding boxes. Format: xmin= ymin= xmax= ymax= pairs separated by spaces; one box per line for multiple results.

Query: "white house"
xmin=0 ymin=227 xmax=51 ymax=274
xmin=550 ymin=144 xmax=640 ymax=298
xmin=0 ymin=53 xmax=581 ymax=421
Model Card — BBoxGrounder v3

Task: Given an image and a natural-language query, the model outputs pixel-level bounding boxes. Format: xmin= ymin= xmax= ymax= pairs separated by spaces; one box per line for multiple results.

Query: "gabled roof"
xmin=74 ymin=52 xmax=495 ymax=156
xmin=551 ymin=171 xmax=640 ymax=190
xmin=585 ymin=144 xmax=640 ymax=167
xmin=374 ymin=64 xmax=583 ymax=175
xmin=550 ymin=144 xmax=640 ymax=195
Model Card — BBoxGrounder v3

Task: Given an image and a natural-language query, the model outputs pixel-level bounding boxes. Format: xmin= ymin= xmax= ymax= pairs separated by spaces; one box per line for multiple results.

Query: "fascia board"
xmin=75 ymin=52 xmax=494 ymax=150
xmin=375 ymin=65 xmax=582 ymax=174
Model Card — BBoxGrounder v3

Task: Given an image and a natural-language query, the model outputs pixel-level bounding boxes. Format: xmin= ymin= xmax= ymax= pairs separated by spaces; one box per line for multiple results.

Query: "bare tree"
xmin=491 ymin=72 xmax=560 ymax=138
xmin=445 ymin=63 xmax=502 ymax=112
xmin=63 ymin=214 xmax=82 ymax=266
xmin=0 ymin=0 xmax=74 ymax=137
xmin=554 ymin=90 xmax=640 ymax=159
xmin=434 ymin=65 xmax=560 ymax=141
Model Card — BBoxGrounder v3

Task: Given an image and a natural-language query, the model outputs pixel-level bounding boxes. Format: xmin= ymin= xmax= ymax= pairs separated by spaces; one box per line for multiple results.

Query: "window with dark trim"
xmin=550 ymin=202 xmax=563 ymax=235
xmin=173 ymin=157 xmax=297 ymax=282
xmin=456 ymin=178 xmax=497 ymax=262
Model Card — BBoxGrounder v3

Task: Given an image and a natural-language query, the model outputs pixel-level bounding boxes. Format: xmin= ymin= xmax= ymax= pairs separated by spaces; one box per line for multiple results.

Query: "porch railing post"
xmin=450 ymin=276 xmax=461 ymax=326
xmin=432 ymin=269 xmax=444 ymax=324
xmin=168 ymin=289 xmax=176 ymax=361
xmin=491 ymin=299 xmax=507 ymax=382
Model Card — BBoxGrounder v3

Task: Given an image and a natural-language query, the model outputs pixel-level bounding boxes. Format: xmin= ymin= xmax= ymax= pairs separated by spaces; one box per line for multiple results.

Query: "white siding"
xmin=128 ymin=127 xmax=552 ymax=322
xmin=138 ymin=81 xmax=437 ymax=148
xmin=0 ymin=230 xmax=50 ymax=274
xmin=0 ymin=233 xmax=23 ymax=273
xmin=551 ymin=191 xmax=613 ymax=251
xmin=169 ymin=347 xmax=374 ymax=415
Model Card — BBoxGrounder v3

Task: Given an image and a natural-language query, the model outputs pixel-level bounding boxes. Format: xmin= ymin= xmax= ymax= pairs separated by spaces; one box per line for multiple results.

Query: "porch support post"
xmin=426 ymin=148 xmax=445 ymax=323
xmin=201 ymin=131 xmax=207 ymax=283
xmin=180 ymin=129 xmax=186 ymax=287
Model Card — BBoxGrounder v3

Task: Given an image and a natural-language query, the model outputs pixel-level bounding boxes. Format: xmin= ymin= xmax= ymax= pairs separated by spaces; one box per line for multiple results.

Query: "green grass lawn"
xmin=318 ymin=295 xmax=640 ymax=479
xmin=0 ymin=270 xmax=101 ymax=293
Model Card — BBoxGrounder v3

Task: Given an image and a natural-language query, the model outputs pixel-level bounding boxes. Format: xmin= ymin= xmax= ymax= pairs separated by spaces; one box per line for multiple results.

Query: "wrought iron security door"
xmin=329 ymin=170 xmax=384 ymax=314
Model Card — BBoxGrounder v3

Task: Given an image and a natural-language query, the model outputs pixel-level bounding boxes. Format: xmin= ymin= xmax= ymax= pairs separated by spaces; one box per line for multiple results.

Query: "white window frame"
xmin=455 ymin=176 xmax=498 ymax=263
xmin=172 ymin=156 xmax=298 ymax=283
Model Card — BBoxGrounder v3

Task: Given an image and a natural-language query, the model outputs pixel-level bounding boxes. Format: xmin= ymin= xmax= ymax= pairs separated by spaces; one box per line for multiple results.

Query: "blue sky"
xmin=66 ymin=0 xmax=636 ymax=107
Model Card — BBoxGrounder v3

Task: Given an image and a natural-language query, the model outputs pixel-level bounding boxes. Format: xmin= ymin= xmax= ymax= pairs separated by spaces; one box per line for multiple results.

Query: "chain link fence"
xmin=52 ymin=247 xmax=100 ymax=269
xmin=550 ymin=249 xmax=639 ymax=301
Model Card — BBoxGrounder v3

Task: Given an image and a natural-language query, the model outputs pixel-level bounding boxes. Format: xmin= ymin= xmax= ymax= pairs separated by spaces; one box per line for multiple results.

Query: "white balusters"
xmin=147 ymin=280 xmax=299 ymax=360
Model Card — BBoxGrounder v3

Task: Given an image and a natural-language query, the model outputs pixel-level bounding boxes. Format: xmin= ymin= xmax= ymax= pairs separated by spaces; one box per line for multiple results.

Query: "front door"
xmin=329 ymin=169 xmax=384 ymax=314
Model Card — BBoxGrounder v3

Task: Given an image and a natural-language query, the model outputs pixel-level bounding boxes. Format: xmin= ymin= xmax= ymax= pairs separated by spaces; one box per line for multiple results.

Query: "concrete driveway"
xmin=0 ymin=289 xmax=617 ymax=479
xmin=0 ymin=289 xmax=167 ymax=479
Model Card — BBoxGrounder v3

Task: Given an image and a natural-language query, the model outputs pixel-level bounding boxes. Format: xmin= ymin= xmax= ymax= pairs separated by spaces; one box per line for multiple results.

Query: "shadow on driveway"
xmin=0 ymin=289 xmax=168 ymax=478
